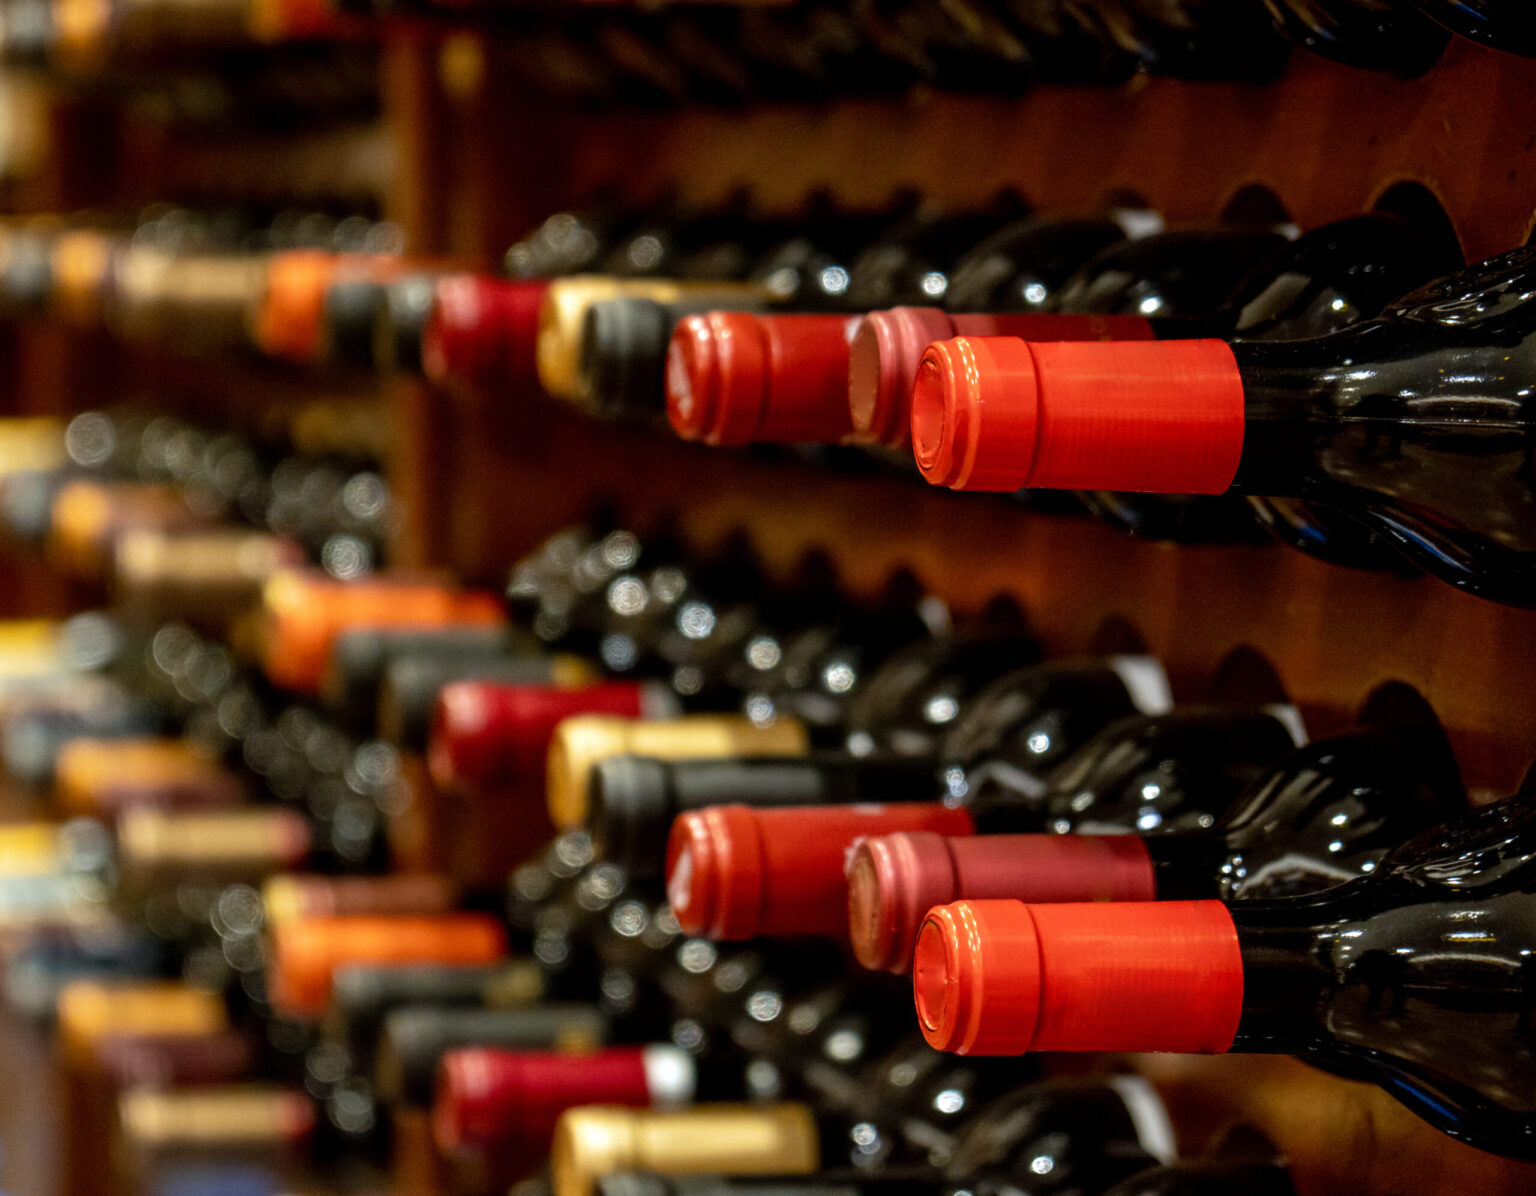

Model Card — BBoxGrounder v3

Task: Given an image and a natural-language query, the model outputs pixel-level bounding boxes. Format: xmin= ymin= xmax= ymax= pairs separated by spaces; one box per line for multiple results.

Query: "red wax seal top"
xmin=428 ymin=680 xmax=648 ymax=793
xmin=667 ymin=312 xmax=861 ymax=446
xmin=911 ymin=336 xmax=1245 ymax=493
xmin=422 ymin=275 xmax=551 ymax=390
xmin=914 ymin=899 xmax=1244 ymax=1056
xmin=270 ymin=914 xmax=507 ymax=1018
xmin=848 ymin=308 xmax=1156 ymax=449
xmin=435 ymin=1044 xmax=684 ymax=1152
xmin=847 ymin=832 xmax=1157 ymax=973
xmin=664 ymin=802 xmax=976 ymax=941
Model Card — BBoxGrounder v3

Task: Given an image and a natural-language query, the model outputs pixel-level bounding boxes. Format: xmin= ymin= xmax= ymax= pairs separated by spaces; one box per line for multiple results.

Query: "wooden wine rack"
xmin=376 ymin=29 xmax=1536 ymax=1196
xmin=3 ymin=18 xmax=1536 ymax=1196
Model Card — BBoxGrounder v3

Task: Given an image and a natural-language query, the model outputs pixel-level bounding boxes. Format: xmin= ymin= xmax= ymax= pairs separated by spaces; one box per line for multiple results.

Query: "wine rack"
xmin=374 ymin=29 xmax=1536 ymax=1196
xmin=4 ymin=12 xmax=1536 ymax=1196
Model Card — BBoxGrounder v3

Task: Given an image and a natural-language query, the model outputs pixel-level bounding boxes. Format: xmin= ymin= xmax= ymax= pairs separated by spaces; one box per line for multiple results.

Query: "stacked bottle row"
xmin=18 ymin=190 xmax=1535 ymax=603
xmin=2 ymin=0 xmax=1534 ymax=92
xmin=0 ymin=406 xmax=392 ymax=591
xmin=0 ymin=501 xmax=1316 ymax=1194
xmin=458 ymin=196 xmax=1536 ymax=607
xmin=4 ymin=506 xmax=1536 ymax=1195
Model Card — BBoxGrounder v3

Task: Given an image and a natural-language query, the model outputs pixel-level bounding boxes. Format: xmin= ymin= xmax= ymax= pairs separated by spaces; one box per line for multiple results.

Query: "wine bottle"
xmin=925 ymin=655 xmax=1171 ymax=805
xmin=324 ymin=959 xmax=547 ymax=1061
xmin=259 ymin=570 xmax=506 ymax=694
xmin=551 ymin=1104 xmax=822 ymax=1196
xmin=939 ymin=1075 xmax=1176 ymax=1195
xmin=1094 ymin=0 xmax=1292 ymax=81
xmin=434 ymin=1043 xmax=726 ymax=1154
xmin=55 ymin=736 xmax=249 ymax=817
xmin=580 ymin=207 xmax=899 ymax=420
xmin=911 ymin=247 xmax=1536 ymax=604
xmin=913 ymin=792 xmax=1536 ymax=1156
xmin=589 ymin=755 xmax=947 ymax=881
xmin=422 ymin=273 xmax=556 ymax=392
xmin=377 ymin=1004 xmax=611 ymax=1106
xmin=849 ymin=721 xmax=1458 ymax=971
xmin=261 ymin=874 xmax=461 ymax=926
xmin=546 ymin=714 xmax=813 ymax=830
xmin=324 ymin=623 xmax=586 ymax=731
xmin=666 ymin=802 xmax=977 ymax=941
xmin=1042 ymin=226 xmax=1293 ymax=542
xmin=666 ymin=211 xmax=1119 ymax=449
xmin=836 ymin=633 xmax=1048 ymax=761
xmin=266 ymin=912 xmax=509 ymax=1019
xmin=1262 ymin=0 xmax=1448 ymax=75
xmin=540 ymin=277 xmax=772 ymax=405
xmin=1405 ymin=0 xmax=1536 ymax=56
xmin=112 ymin=527 xmax=306 ymax=621
xmin=847 ymin=308 xmax=1154 ymax=452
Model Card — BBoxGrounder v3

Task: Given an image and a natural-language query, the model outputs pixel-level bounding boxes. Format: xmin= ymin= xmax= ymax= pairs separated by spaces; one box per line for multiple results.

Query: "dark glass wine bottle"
xmin=850 ymin=721 xmax=1461 ymax=971
xmin=1093 ymin=0 xmax=1292 ymax=81
xmin=1048 ymin=226 xmax=1292 ymax=542
xmin=1261 ymin=0 xmax=1448 ymax=75
xmin=914 ymin=792 xmax=1536 ymax=1157
xmin=1404 ymin=0 xmax=1536 ymax=56
xmin=913 ymin=247 xmax=1536 ymax=605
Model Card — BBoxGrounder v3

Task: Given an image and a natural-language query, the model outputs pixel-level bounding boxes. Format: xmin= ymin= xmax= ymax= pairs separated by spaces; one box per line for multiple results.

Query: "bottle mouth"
xmin=849 ymin=307 xmax=953 ymax=449
xmin=912 ymin=916 xmax=953 ymax=1038
xmin=909 ymin=354 xmax=952 ymax=475
xmin=665 ymin=315 xmax=720 ymax=441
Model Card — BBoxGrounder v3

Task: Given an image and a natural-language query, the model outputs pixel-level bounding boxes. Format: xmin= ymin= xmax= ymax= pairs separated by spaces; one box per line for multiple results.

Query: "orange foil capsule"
xmin=260 ymin=570 xmax=505 ymax=695
xmin=269 ymin=913 xmax=508 ymax=1018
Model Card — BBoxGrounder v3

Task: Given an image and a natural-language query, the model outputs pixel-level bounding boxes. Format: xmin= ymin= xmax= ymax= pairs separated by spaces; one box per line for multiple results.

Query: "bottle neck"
xmin=1227 ymin=326 xmax=1536 ymax=499
xmin=1142 ymin=833 xmax=1230 ymax=900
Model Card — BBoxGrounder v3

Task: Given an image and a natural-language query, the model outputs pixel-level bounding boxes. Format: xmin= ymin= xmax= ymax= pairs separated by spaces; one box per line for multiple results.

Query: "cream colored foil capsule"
xmin=546 ymin=713 xmax=810 ymax=829
xmin=115 ymin=528 xmax=305 ymax=615
xmin=536 ymin=278 xmax=767 ymax=403
xmin=551 ymin=1103 xmax=820 ymax=1196
xmin=56 ymin=737 xmax=247 ymax=817
xmin=118 ymin=807 xmax=312 ymax=879
xmin=119 ymin=1086 xmax=315 ymax=1150
xmin=58 ymin=980 xmax=228 ymax=1062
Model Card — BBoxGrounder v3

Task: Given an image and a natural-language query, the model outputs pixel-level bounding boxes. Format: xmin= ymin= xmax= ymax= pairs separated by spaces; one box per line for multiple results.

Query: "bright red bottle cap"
xmin=847 ymin=832 xmax=1157 ymax=973
xmin=911 ymin=336 xmax=1245 ymax=493
xmin=665 ymin=802 xmax=976 ymax=940
xmin=422 ymin=275 xmax=551 ymax=390
xmin=913 ymin=899 xmax=1243 ymax=1056
xmin=435 ymin=1044 xmax=691 ymax=1152
xmin=849 ymin=309 xmax=1156 ymax=449
xmin=269 ymin=914 xmax=508 ymax=1018
xmin=428 ymin=680 xmax=650 ymax=794
xmin=667 ymin=312 xmax=861 ymax=446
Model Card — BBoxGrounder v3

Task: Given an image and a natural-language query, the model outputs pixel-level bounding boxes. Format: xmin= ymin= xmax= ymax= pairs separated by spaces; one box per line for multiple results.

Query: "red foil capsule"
xmin=422 ymin=275 xmax=552 ymax=390
xmin=434 ymin=1044 xmax=694 ymax=1153
xmin=911 ymin=336 xmax=1246 ymax=493
xmin=665 ymin=802 xmax=976 ymax=940
xmin=848 ymin=308 xmax=1155 ymax=449
xmin=914 ymin=898 xmax=1244 ymax=1056
xmin=667 ymin=312 xmax=862 ymax=446
xmin=428 ymin=680 xmax=661 ymax=794
xmin=846 ymin=831 xmax=1157 ymax=973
